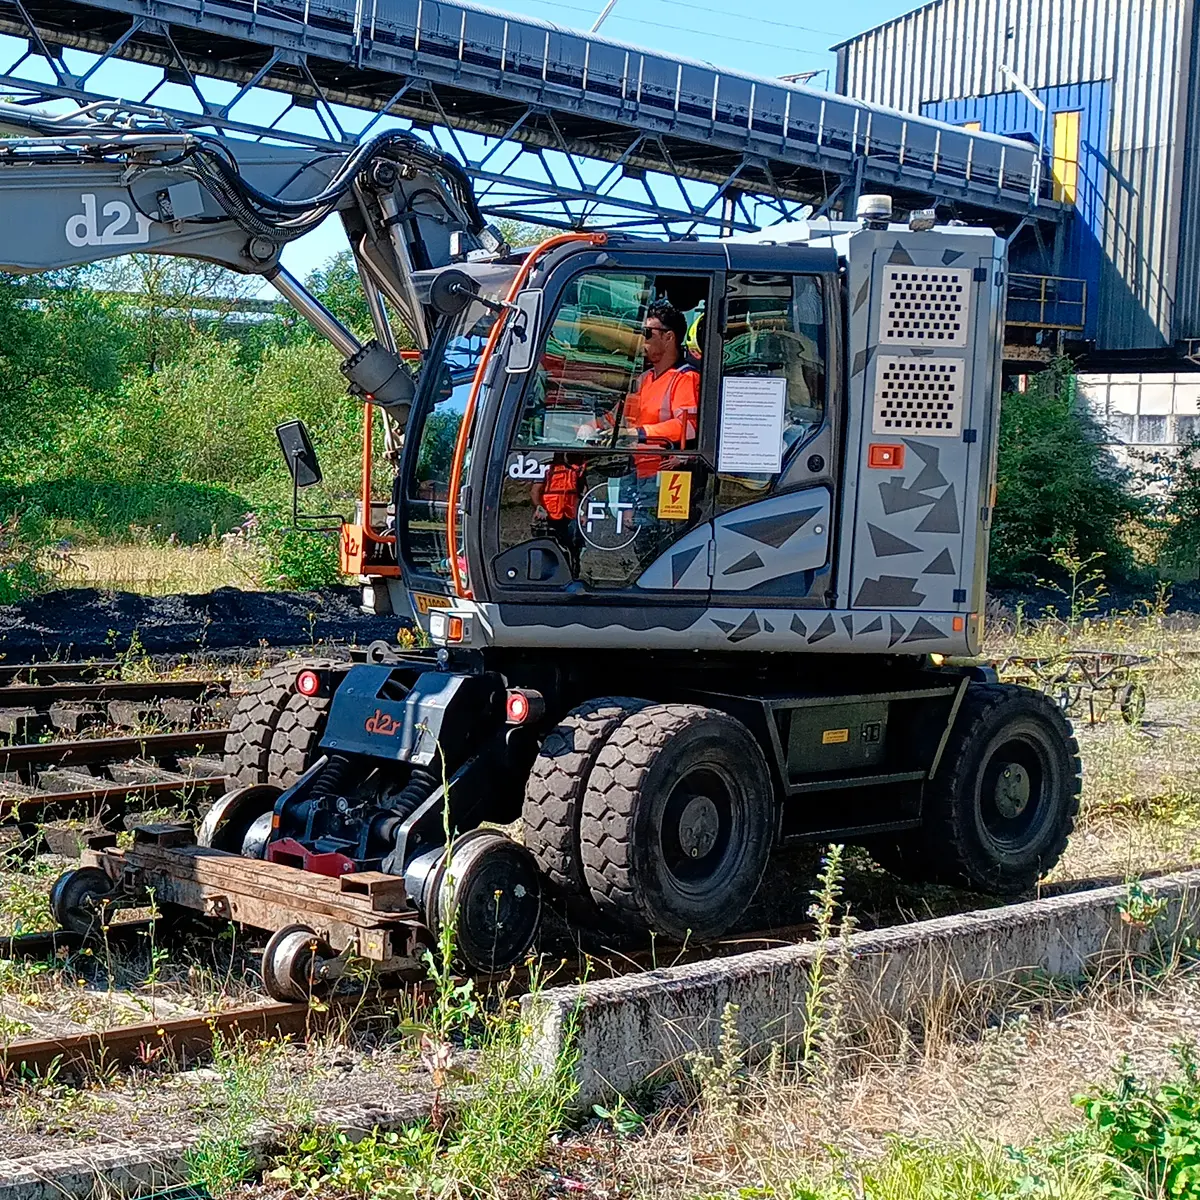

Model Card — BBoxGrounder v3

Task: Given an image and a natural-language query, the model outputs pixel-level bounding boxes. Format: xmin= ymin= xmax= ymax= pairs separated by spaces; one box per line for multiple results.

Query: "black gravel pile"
xmin=0 ymin=586 xmax=408 ymax=659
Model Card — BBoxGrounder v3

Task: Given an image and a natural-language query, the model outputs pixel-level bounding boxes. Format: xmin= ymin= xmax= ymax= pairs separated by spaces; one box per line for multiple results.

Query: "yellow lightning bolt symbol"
xmin=669 ymin=477 xmax=682 ymax=504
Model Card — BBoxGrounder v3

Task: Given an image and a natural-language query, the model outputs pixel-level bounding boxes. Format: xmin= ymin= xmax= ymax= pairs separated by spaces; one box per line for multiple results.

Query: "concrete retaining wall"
xmin=0 ymin=1093 xmax=438 ymax=1200
xmin=521 ymin=870 xmax=1200 ymax=1105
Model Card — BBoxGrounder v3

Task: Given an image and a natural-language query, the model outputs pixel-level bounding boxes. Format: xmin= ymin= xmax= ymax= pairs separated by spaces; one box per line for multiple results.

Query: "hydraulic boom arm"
xmin=0 ymin=100 xmax=493 ymax=410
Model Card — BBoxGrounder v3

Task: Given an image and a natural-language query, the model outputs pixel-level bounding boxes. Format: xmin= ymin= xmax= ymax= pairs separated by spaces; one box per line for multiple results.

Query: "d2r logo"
xmin=65 ymin=194 xmax=152 ymax=248
xmin=364 ymin=709 xmax=402 ymax=736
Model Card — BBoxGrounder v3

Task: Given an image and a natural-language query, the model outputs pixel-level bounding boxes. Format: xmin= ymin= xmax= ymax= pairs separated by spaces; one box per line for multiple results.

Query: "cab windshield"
xmin=404 ymin=264 xmax=519 ymax=582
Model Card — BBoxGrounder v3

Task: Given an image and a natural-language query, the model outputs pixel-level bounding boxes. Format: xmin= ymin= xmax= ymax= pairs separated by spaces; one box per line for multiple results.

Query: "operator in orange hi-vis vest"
xmin=578 ymin=300 xmax=699 ymax=479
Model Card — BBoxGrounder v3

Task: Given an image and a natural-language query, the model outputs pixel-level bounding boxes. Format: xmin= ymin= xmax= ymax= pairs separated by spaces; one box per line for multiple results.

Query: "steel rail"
xmin=0 ymin=679 xmax=230 ymax=707
xmin=0 ymin=661 xmax=123 ymax=686
xmin=0 ymin=729 xmax=231 ymax=771
xmin=0 ymin=777 xmax=227 ymax=823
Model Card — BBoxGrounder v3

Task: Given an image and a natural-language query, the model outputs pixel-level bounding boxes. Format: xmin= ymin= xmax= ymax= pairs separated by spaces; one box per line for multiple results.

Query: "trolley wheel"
xmin=197 ymin=784 xmax=282 ymax=855
xmin=421 ymin=830 xmax=543 ymax=972
xmin=261 ymin=924 xmax=335 ymax=1003
xmin=49 ymin=866 xmax=117 ymax=937
xmin=1120 ymin=681 xmax=1147 ymax=726
xmin=580 ymin=704 xmax=774 ymax=941
xmin=913 ymin=683 xmax=1081 ymax=894
xmin=522 ymin=696 xmax=649 ymax=918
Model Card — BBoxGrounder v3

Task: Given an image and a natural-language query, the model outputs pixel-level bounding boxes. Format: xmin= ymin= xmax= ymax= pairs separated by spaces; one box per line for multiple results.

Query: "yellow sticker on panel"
xmin=657 ymin=470 xmax=692 ymax=520
xmin=822 ymin=728 xmax=850 ymax=745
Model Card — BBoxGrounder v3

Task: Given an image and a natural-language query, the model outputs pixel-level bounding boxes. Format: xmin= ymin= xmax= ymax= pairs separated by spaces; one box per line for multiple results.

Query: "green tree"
xmin=94 ymin=254 xmax=260 ymax=373
xmin=0 ymin=271 xmax=128 ymax=478
xmin=990 ymin=358 xmax=1141 ymax=585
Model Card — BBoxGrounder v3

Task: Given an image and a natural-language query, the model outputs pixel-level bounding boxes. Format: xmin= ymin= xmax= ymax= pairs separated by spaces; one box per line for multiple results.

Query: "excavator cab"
xmin=396 ymin=238 xmax=842 ymax=629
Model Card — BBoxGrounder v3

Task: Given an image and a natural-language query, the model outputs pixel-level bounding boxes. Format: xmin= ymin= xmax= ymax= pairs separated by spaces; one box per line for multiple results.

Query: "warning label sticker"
xmin=657 ymin=470 xmax=692 ymax=520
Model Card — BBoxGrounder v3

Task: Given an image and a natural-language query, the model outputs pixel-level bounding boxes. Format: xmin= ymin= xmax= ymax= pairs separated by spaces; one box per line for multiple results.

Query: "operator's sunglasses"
xmin=642 ymin=324 xmax=665 ymax=338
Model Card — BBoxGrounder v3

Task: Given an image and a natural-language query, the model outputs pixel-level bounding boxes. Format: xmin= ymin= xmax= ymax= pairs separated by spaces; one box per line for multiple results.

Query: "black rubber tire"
xmin=916 ymin=683 xmax=1081 ymax=894
xmin=522 ymin=697 xmax=649 ymax=912
xmin=580 ymin=704 xmax=775 ymax=941
xmin=269 ymin=691 xmax=333 ymax=788
xmin=222 ymin=659 xmax=336 ymax=788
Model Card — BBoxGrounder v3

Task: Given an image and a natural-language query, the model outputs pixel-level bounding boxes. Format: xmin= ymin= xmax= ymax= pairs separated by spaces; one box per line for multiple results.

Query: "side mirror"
xmin=505 ymin=289 xmax=543 ymax=374
xmin=276 ymin=420 xmax=323 ymax=489
xmin=428 ymin=268 xmax=478 ymax=317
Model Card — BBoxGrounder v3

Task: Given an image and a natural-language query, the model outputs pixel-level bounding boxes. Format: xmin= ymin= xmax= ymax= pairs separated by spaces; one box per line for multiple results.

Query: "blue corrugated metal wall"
xmin=923 ymin=83 xmax=1109 ymax=342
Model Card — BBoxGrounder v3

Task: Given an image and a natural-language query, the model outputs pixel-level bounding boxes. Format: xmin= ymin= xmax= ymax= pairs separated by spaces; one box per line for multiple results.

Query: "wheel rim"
xmin=977 ymin=732 xmax=1054 ymax=853
xmin=658 ymin=766 xmax=740 ymax=888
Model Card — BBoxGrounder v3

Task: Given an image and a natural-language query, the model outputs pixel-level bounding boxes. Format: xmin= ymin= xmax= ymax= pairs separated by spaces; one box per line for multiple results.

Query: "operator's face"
xmin=643 ymin=318 xmax=676 ymax=370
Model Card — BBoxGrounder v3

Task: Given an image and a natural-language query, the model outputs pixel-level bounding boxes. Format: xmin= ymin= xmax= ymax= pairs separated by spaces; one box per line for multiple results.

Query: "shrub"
xmin=991 ymin=359 xmax=1142 ymax=586
xmin=1078 ymin=1043 xmax=1200 ymax=1198
xmin=0 ymin=504 xmax=55 ymax=602
xmin=0 ymin=479 xmax=248 ymax=545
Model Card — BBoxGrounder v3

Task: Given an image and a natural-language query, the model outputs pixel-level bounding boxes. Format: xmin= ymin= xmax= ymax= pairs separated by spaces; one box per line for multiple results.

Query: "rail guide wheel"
xmin=407 ymin=830 xmax=543 ymax=973
xmin=261 ymin=924 xmax=338 ymax=1003
xmin=49 ymin=866 xmax=118 ymax=937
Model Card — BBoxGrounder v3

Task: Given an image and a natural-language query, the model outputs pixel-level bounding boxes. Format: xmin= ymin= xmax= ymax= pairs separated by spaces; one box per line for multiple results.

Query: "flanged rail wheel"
xmin=917 ymin=683 xmax=1081 ymax=894
xmin=522 ymin=696 xmax=649 ymax=918
xmin=1120 ymin=681 xmax=1147 ymax=726
xmin=197 ymin=784 xmax=282 ymax=856
xmin=49 ymin=866 xmax=117 ymax=937
xmin=580 ymin=704 xmax=774 ymax=941
xmin=261 ymin=924 xmax=336 ymax=1002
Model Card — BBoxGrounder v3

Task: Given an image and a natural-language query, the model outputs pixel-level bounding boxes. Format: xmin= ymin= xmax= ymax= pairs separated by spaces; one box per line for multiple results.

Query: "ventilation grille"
xmin=873 ymin=358 xmax=963 ymax=437
xmin=879 ymin=266 xmax=970 ymax=346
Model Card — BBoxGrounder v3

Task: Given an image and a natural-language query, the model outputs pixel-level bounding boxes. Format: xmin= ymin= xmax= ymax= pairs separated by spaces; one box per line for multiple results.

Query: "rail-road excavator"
xmin=17 ymin=100 xmax=1081 ymax=1000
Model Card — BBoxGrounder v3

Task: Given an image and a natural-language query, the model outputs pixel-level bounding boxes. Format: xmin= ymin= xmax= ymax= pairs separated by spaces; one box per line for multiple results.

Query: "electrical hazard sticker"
xmin=657 ymin=470 xmax=692 ymax=520
xmin=822 ymin=728 xmax=850 ymax=745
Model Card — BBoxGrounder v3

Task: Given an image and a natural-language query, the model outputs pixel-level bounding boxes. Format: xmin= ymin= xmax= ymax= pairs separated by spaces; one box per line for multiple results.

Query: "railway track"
xmin=0 ymin=860 xmax=1180 ymax=1079
xmin=0 ymin=667 xmax=235 ymax=830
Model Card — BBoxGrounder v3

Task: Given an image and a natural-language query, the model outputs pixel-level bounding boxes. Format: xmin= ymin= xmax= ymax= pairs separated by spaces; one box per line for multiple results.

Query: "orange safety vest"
xmin=603 ymin=364 xmax=699 ymax=478
xmin=539 ymin=461 xmax=585 ymax=520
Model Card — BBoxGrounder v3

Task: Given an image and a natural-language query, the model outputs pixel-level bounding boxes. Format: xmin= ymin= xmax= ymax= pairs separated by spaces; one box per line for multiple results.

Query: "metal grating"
xmin=872 ymin=357 xmax=963 ymax=437
xmin=879 ymin=266 xmax=971 ymax=347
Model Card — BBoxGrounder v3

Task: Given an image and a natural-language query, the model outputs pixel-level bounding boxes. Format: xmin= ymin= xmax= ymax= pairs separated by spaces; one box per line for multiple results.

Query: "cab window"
xmin=716 ymin=273 xmax=826 ymax=508
xmin=723 ymin=272 xmax=826 ymax=452
xmin=497 ymin=269 xmax=711 ymax=591
xmin=513 ymin=271 xmax=704 ymax=452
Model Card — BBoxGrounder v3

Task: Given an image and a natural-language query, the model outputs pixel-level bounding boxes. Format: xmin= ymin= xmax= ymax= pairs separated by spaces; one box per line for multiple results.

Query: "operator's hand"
xmin=576 ymin=422 xmax=599 ymax=443
xmin=614 ymin=424 xmax=641 ymax=447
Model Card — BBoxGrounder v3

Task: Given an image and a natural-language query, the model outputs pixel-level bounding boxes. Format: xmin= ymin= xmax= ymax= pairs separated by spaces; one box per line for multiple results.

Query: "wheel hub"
xmin=677 ymin=795 xmax=720 ymax=859
xmin=993 ymin=762 xmax=1031 ymax=819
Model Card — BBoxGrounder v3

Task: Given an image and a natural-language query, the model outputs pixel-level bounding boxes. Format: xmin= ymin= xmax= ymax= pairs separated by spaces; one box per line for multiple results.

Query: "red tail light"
xmin=506 ymin=689 xmax=545 ymax=724
xmin=296 ymin=669 xmax=322 ymax=697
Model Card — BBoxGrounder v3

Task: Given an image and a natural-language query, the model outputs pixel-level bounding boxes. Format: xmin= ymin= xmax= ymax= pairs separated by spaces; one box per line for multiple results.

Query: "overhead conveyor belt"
xmin=0 ymin=0 xmax=1064 ymax=232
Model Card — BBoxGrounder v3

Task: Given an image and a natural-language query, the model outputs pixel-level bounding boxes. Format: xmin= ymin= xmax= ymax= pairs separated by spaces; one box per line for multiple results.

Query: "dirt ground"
xmin=0 ymin=586 xmax=407 ymax=658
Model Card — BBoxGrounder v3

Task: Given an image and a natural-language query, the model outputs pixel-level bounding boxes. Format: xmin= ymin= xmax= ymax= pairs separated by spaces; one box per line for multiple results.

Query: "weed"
xmin=802 ymin=843 xmax=847 ymax=1070
xmin=690 ymin=1001 xmax=746 ymax=1124
xmin=593 ymin=1094 xmax=646 ymax=1137
xmin=1077 ymin=1042 xmax=1200 ymax=1198
xmin=184 ymin=1031 xmax=309 ymax=1196
xmin=1118 ymin=880 xmax=1169 ymax=931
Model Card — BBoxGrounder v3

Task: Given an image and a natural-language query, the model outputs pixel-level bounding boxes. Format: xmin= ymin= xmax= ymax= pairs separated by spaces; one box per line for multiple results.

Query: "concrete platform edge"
xmin=521 ymin=870 xmax=1200 ymax=1105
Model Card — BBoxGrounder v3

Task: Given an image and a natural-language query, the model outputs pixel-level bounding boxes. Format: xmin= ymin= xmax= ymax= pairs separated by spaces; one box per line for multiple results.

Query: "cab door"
xmin=482 ymin=255 xmax=722 ymax=603
xmin=710 ymin=250 xmax=840 ymax=608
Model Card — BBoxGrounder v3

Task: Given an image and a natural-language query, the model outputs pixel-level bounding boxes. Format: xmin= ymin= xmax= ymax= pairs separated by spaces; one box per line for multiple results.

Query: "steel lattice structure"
xmin=0 ymin=0 xmax=1064 ymax=235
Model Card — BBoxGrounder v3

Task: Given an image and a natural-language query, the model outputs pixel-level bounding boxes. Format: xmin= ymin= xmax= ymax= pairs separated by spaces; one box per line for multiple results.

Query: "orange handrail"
xmin=445 ymin=232 xmax=607 ymax=599
xmin=359 ymin=349 xmax=421 ymax=547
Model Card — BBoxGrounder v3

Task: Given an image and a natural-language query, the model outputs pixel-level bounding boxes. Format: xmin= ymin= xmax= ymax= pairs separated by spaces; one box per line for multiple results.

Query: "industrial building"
xmin=834 ymin=0 xmax=1200 ymax=450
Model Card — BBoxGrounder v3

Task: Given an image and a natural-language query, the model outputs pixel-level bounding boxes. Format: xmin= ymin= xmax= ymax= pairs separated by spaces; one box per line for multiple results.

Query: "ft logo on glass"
xmin=578 ymin=482 xmax=638 ymax=550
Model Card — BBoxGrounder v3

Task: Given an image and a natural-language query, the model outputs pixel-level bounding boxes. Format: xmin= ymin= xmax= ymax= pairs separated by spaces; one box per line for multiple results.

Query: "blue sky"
xmin=6 ymin=0 xmax=914 ymax=281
